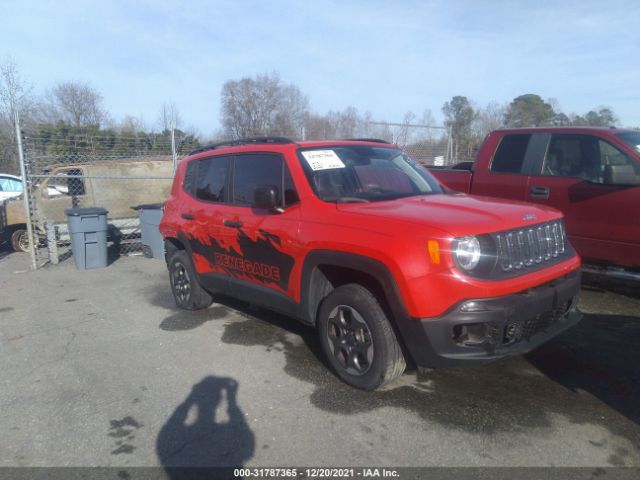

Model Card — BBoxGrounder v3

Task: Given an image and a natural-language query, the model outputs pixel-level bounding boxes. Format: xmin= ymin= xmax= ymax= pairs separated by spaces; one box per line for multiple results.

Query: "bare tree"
xmin=419 ymin=109 xmax=436 ymax=126
xmin=0 ymin=59 xmax=40 ymax=173
xmin=415 ymin=109 xmax=438 ymax=144
xmin=46 ymin=81 xmax=109 ymax=128
xmin=473 ymin=102 xmax=506 ymax=138
xmin=272 ymin=84 xmax=308 ymax=138
xmin=304 ymin=113 xmax=335 ymax=140
xmin=302 ymin=106 xmax=361 ymax=141
xmin=360 ymin=111 xmax=374 ymax=137
xmin=391 ymin=111 xmax=416 ymax=146
xmin=331 ymin=106 xmax=359 ymax=139
xmin=119 ymin=115 xmax=146 ymax=134
xmin=157 ymin=102 xmax=182 ymax=133
xmin=1 ymin=61 xmax=29 ymax=121
xmin=221 ymin=73 xmax=309 ymax=139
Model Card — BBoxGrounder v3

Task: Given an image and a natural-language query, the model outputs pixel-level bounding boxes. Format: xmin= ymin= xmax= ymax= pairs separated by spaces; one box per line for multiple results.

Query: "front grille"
xmin=503 ymin=300 xmax=572 ymax=344
xmin=494 ymin=220 xmax=567 ymax=273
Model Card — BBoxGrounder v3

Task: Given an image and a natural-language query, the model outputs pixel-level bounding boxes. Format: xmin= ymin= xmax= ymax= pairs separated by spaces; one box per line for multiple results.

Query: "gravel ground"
xmin=0 ymin=247 xmax=638 ymax=471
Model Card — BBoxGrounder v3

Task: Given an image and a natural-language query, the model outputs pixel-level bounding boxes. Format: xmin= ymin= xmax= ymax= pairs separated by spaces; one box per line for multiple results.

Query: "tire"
xmin=168 ymin=250 xmax=213 ymax=310
xmin=10 ymin=228 xmax=29 ymax=253
xmin=317 ymin=283 xmax=406 ymax=390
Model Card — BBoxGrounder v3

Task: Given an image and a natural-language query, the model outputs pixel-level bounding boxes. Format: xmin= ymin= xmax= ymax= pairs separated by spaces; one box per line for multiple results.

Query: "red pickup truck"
xmin=430 ymin=127 xmax=640 ymax=280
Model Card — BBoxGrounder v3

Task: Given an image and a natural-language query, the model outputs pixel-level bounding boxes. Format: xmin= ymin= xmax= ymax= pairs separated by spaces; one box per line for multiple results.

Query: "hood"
xmin=336 ymin=193 xmax=562 ymax=237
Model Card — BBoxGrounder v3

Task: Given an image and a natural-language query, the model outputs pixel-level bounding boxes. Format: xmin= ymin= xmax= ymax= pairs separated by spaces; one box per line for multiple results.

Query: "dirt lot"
xmin=0 ymin=246 xmax=639 ymax=470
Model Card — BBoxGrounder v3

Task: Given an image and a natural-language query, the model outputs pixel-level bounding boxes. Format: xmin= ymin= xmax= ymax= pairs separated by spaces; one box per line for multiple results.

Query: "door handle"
xmin=529 ymin=186 xmax=550 ymax=200
xmin=181 ymin=213 xmax=195 ymax=220
xmin=223 ymin=219 xmax=243 ymax=228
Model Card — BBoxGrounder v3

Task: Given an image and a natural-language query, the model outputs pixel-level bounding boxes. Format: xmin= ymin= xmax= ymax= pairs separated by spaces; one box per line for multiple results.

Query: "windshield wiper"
xmin=327 ymin=196 xmax=370 ymax=203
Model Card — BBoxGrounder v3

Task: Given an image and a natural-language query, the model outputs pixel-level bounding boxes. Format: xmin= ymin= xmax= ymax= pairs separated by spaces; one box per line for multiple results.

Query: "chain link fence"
xmin=363 ymin=121 xmax=479 ymax=166
xmin=364 ymin=121 xmax=451 ymax=166
xmin=9 ymin=124 xmax=196 ymax=268
xmin=5 ymin=117 xmax=482 ymax=269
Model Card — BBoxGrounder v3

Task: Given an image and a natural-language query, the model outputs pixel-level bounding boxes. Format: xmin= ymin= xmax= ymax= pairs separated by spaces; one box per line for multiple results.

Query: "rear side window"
xmin=182 ymin=161 xmax=197 ymax=196
xmin=491 ymin=134 xmax=531 ymax=173
xmin=196 ymin=156 xmax=229 ymax=202
xmin=233 ymin=154 xmax=298 ymax=207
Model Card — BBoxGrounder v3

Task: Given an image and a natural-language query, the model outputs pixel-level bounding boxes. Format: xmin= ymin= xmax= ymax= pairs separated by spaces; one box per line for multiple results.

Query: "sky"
xmin=2 ymin=0 xmax=639 ymax=136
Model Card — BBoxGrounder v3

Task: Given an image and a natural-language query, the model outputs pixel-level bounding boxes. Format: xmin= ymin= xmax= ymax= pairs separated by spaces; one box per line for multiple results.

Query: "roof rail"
xmin=189 ymin=136 xmax=296 ymax=155
xmin=344 ymin=138 xmax=391 ymax=144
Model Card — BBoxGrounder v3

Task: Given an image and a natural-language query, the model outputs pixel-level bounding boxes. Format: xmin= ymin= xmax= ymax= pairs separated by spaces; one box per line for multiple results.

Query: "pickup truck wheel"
xmin=10 ymin=229 xmax=29 ymax=253
xmin=318 ymin=284 xmax=406 ymax=390
xmin=168 ymin=250 xmax=213 ymax=310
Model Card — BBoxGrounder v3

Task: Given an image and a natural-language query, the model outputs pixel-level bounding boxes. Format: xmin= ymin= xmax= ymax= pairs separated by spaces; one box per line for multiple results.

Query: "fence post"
xmin=445 ymin=126 xmax=453 ymax=165
xmin=171 ymin=126 xmax=177 ymax=173
xmin=45 ymin=221 xmax=59 ymax=264
xmin=14 ymin=111 xmax=37 ymax=271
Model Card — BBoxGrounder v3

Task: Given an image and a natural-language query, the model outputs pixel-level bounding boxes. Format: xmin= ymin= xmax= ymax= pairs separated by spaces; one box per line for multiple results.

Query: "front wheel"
xmin=318 ymin=284 xmax=406 ymax=390
xmin=168 ymin=250 xmax=213 ymax=310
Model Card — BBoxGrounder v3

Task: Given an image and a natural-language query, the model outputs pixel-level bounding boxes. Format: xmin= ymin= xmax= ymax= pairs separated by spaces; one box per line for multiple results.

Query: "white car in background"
xmin=0 ymin=174 xmax=65 ymax=203
xmin=0 ymin=174 xmax=24 ymax=202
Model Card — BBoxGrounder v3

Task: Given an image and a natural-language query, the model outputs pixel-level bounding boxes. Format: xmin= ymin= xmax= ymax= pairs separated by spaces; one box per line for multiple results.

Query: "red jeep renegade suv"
xmin=159 ymin=137 xmax=581 ymax=390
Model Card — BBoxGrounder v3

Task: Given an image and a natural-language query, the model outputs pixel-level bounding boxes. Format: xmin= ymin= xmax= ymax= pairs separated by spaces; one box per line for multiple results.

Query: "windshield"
xmin=615 ymin=132 xmax=640 ymax=154
xmin=297 ymin=145 xmax=443 ymax=203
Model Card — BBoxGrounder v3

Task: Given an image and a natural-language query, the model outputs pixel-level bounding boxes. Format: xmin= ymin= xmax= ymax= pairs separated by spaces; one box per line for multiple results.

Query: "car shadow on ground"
xmin=527 ymin=311 xmax=640 ymax=427
xmin=151 ymin=283 xmax=640 ymax=452
xmin=156 ymin=375 xmax=255 ymax=476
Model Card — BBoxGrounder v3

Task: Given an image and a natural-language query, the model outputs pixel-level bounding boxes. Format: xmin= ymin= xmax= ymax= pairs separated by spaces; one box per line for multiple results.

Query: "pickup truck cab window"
xmin=490 ymin=134 xmax=531 ymax=174
xmin=542 ymin=134 xmax=639 ymax=184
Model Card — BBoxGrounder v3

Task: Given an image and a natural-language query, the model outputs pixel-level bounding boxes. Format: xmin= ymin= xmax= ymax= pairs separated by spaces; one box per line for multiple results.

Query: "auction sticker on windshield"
xmin=301 ymin=150 xmax=346 ymax=171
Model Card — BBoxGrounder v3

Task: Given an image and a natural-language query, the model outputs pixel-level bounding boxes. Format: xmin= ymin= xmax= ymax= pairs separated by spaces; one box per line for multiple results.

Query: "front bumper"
xmin=398 ymin=269 xmax=582 ymax=368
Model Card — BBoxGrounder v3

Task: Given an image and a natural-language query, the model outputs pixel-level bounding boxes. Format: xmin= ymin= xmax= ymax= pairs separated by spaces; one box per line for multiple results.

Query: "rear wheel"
xmin=168 ymin=250 xmax=213 ymax=310
xmin=318 ymin=284 xmax=406 ymax=390
xmin=10 ymin=228 xmax=29 ymax=253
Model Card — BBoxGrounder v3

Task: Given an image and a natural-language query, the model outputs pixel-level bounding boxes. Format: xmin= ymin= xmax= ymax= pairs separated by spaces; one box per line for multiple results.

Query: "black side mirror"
xmin=604 ymin=164 xmax=640 ymax=185
xmin=254 ymin=185 xmax=282 ymax=212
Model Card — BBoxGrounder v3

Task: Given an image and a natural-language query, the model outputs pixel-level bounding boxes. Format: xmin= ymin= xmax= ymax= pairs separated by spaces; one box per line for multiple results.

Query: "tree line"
xmin=442 ymin=94 xmax=619 ymax=161
xmin=0 ymin=61 xmax=625 ymax=173
xmin=0 ymin=60 xmax=199 ymax=173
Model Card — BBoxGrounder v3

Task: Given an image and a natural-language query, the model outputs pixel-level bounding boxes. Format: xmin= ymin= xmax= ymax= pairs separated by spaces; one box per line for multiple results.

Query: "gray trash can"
xmin=65 ymin=207 xmax=109 ymax=270
xmin=131 ymin=204 xmax=165 ymax=259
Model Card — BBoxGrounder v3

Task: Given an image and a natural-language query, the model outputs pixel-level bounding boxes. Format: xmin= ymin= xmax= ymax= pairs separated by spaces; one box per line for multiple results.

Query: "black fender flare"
xmin=298 ymin=250 xmax=409 ymax=326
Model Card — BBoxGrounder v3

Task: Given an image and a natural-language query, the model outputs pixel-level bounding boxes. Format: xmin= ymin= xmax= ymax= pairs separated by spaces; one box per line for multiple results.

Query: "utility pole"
xmin=15 ymin=110 xmax=37 ymax=271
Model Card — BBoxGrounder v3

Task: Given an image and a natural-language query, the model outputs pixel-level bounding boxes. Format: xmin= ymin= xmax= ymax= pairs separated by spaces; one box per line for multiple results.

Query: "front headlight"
xmin=453 ymin=236 xmax=481 ymax=271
